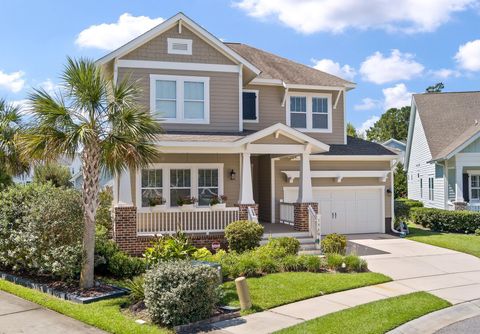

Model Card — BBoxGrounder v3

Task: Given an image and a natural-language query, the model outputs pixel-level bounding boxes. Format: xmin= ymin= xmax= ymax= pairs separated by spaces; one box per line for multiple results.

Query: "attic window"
xmin=167 ymin=38 xmax=192 ymax=55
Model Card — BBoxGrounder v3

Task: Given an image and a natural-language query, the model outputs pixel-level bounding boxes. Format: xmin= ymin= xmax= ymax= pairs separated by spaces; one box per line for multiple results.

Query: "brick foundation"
xmin=113 ymin=206 xmax=227 ymax=256
xmin=235 ymin=203 xmax=259 ymax=221
xmin=293 ymin=202 xmax=318 ymax=231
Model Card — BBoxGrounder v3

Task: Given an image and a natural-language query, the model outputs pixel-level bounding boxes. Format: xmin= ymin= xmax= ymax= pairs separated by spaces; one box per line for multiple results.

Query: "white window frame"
xmin=428 ymin=176 xmax=434 ymax=201
xmin=242 ymin=89 xmax=259 ymax=123
xmin=136 ymin=163 xmax=223 ymax=211
xmin=167 ymin=38 xmax=192 ymax=55
xmin=140 ymin=169 xmax=163 ymax=208
xmin=150 ymin=74 xmax=210 ymax=124
xmin=286 ymin=92 xmax=332 ymax=133
xmin=469 ymin=172 xmax=480 ymax=202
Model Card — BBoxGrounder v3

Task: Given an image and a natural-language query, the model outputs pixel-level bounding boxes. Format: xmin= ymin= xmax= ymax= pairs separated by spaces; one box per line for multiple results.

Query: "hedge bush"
xmin=143 ymin=231 xmax=197 ymax=266
xmin=266 ymin=237 xmax=300 ymax=255
xmin=394 ymin=198 xmax=423 ymax=220
xmin=326 ymin=253 xmax=368 ymax=272
xmin=144 ymin=261 xmax=221 ymax=326
xmin=0 ymin=183 xmax=83 ymax=279
xmin=321 ymin=233 xmax=347 ymax=254
xmin=224 ymin=220 xmax=264 ymax=252
xmin=410 ymin=207 xmax=480 ymax=233
xmin=94 ymin=237 xmax=145 ymax=278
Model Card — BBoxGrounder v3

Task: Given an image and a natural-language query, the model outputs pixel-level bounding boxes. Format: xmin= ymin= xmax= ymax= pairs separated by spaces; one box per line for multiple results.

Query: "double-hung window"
xmin=288 ymin=94 xmax=331 ymax=132
xmin=198 ymin=169 xmax=219 ymax=206
xmin=428 ymin=177 xmax=434 ymax=201
xmin=140 ymin=169 xmax=163 ymax=207
xmin=170 ymin=169 xmax=191 ymax=207
xmin=471 ymin=175 xmax=480 ymax=201
xmin=150 ymin=75 xmax=209 ymax=124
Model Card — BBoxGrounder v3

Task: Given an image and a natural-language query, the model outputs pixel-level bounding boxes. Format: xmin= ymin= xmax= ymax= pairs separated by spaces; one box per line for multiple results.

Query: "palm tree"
xmin=21 ymin=57 xmax=161 ymax=288
xmin=0 ymin=99 xmax=28 ymax=187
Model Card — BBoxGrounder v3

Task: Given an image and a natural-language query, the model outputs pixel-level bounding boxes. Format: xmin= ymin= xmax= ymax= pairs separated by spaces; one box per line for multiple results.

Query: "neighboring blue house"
xmin=383 ymin=138 xmax=406 ymax=164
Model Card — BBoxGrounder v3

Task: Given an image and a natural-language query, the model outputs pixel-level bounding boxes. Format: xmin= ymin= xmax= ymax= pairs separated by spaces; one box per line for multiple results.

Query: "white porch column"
xmin=297 ymin=150 xmax=313 ymax=203
xmin=455 ymin=161 xmax=464 ymax=202
xmin=239 ymin=152 xmax=255 ymax=204
xmin=118 ymin=168 xmax=133 ymax=206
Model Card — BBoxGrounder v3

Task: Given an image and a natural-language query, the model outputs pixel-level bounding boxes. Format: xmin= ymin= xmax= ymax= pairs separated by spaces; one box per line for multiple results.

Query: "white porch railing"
xmin=137 ymin=207 xmax=240 ymax=236
xmin=468 ymin=203 xmax=480 ymax=212
xmin=280 ymin=202 xmax=295 ymax=225
xmin=308 ymin=205 xmax=321 ymax=250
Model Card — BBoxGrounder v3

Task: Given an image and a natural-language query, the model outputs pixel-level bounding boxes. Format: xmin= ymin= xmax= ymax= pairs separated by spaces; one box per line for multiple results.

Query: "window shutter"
xmin=242 ymin=92 xmax=256 ymax=120
xmin=463 ymin=173 xmax=470 ymax=202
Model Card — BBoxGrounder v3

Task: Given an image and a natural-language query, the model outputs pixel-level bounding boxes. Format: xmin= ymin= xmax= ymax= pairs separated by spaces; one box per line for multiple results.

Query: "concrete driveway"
xmin=0 ymin=290 xmax=105 ymax=334
xmin=350 ymin=234 xmax=480 ymax=304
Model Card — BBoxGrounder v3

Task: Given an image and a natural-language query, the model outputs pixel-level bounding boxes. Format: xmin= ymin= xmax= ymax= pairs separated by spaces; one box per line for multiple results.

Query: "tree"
xmin=0 ymin=99 xmax=28 ymax=188
xmin=33 ymin=163 xmax=73 ymax=187
xmin=426 ymin=82 xmax=444 ymax=93
xmin=21 ymin=57 xmax=161 ymax=288
xmin=346 ymin=122 xmax=358 ymax=138
xmin=394 ymin=162 xmax=407 ymax=198
xmin=366 ymin=106 xmax=410 ymax=142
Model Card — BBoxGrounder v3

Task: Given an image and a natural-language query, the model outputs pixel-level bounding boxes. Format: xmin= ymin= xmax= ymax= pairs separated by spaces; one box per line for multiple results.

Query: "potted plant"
xmin=177 ymin=196 xmax=197 ymax=211
xmin=148 ymin=195 xmax=167 ymax=211
xmin=210 ymin=195 xmax=228 ymax=210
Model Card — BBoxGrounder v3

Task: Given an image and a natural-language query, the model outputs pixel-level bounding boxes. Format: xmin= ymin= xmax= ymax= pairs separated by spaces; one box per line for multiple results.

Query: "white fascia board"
xmin=249 ymin=78 xmax=356 ymax=91
xmin=383 ymin=138 xmax=406 ymax=148
xmin=444 ymin=129 xmax=480 ymax=161
xmin=282 ymin=170 xmax=391 ymax=183
xmin=404 ymin=97 xmax=417 ymax=170
xmin=117 ymin=59 xmax=240 ymax=73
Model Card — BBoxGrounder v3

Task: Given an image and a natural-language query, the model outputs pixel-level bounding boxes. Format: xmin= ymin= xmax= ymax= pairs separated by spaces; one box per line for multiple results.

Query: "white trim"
xmin=117 ymin=59 xmax=240 ymax=73
xmin=250 ymin=78 xmax=284 ymax=86
xmin=96 ymin=13 xmax=261 ymax=75
xmin=286 ymin=92 xmax=333 ymax=133
xmin=333 ymin=89 xmax=342 ymax=109
xmin=167 ymin=38 xmax=192 ymax=55
xmin=238 ymin=64 xmax=243 ymax=132
xmin=271 ymin=157 xmax=278 ymax=223
xmin=242 ymin=89 xmax=259 ymax=123
xmin=443 ymin=129 xmax=480 ymax=160
xmin=383 ymin=138 xmax=407 ymax=148
xmin=281 ymin=170 xmax=391 ymax=183
xmin=136 ymin=163 xmax=223 ymax=211
xmin=466 ymin=170 xmax=480 ymax=175
xmin=149 ymin=74 xmax=210 ymax=124
xmin=249 ymin=78 xmax=356 ymax=90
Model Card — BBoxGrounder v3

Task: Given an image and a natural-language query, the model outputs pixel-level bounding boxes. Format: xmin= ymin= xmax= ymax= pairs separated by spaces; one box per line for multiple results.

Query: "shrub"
xmin=326 ymin=253 xmax=368 ymax=272
xmin=33 ymin=163 xmax=73 ymax=188
xmin=144 ymin=261 xmax=221 ymax=326
xmin=0 ymin=183 xmax=83 ymax=279
xmin=95 ymin=238 xmax=145 ymax=278
xmin=326 ymin=253 xmax=344 ymax=271
xmin=224 ymin=220 xmax=264 ymax=253
xmin=411 ymin=207 xmax=480 ymax=233
xmin=266 ymin=237 xmax=300 ymax=255
xmin=143 ymin=232 xmax=197 ymax=266
xmin=125 ymin=275 xmax=145 ymax=303
xmin=297 ymin=255 xmax=324 ymax=272
xmin=192 ymin=247 xmax=212 ymax=260
xmin=321 ymin=234 xmax=347 ymax=254
xmin=476 ymin=228 xmax=480 ymax=236
xmin=395 ymin=198 xmax=423 ymax=220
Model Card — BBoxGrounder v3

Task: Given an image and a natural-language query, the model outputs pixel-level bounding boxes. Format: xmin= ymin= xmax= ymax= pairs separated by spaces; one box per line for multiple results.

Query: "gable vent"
xmin=167 ymin=38 xmax=192 ymax=55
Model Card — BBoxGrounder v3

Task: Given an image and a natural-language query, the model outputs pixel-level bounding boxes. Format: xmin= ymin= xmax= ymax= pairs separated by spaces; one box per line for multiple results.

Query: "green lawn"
xmin=407 ymin=224 xmax=480 ymax=258
xmin=222 ymin=272 xmax=391 ymax=313
xmin=276 ymin=292 xmax=450 ymax=334
xmin=0 ymin=279 xmax=171 ymax=334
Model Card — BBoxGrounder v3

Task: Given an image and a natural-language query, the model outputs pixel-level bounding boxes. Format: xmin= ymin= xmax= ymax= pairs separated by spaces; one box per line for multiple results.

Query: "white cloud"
xmin=429 ymin=68 xmax=461 ymax=79
xmin=383 ymin=83 xmax=413 ymax=109
xmin=358 ymin=115 xmax=380 ymax=136
xmin=75 ymin=13 xmax=164 ymax=51
xmin=39 ymin=79 xmax=62 ymax=95
xmin=0 ymin=70 xmax=25 ymax=93
xmin=311 ymin=58 xmax=356 ymax=81
xmin=11 ymin=99 xmax=29 ymax=114
xmin=360 ymin=49 xmax=424 ymax=84
xmin=234 ymin=0 xmax=476 ymax=34
xmin=354 ymin=98 xmax=381 ymax=111
xmin=455 ymin=39 xmax=480 ymax=71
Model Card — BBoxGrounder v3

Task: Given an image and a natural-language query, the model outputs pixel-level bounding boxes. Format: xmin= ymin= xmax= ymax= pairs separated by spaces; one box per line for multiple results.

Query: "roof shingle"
xmin=316 ymin=136 xmax=397 ymax=156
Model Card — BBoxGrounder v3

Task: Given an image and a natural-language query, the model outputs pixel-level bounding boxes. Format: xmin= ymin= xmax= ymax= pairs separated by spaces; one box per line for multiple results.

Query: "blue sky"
xmin=1 ymin=0 xmax=480 ymax=133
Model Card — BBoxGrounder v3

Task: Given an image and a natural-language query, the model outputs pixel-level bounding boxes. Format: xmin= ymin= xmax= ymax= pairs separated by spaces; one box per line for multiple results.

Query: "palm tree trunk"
xmin=79 ymin=143 xmax=101 ymax=289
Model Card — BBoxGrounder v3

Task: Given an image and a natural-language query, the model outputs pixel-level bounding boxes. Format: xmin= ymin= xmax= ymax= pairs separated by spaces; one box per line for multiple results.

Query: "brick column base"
xmin=453 ymin=201 xmax=468 ymax=210
xmin=235 ymin=203 xmax=259 ymax=221
xmin=293 ymin=202 xmax=318 ymax=232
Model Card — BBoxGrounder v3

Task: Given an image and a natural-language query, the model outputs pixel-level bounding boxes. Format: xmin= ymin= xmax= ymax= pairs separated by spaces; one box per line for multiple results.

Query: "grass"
xmin=221 ymin=271 xmax=391 ymax=313
xmin=407 ymin=224 xmax=480 ymax=258
xmin=0 ymin=279 xmax=171 ymax=334
xmin=276 ymin=292 xmax=450 ymax=334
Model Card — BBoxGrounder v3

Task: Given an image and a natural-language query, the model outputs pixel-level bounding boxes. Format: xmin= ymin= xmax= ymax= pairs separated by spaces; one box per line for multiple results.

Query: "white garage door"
xmin=283 ymin=187 xmax=384 ymax=234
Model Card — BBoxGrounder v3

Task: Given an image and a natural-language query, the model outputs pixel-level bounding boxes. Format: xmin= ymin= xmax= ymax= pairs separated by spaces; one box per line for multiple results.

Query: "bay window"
xmin=287 ymin=94 xmax=332 ymax=132
xmin=150 ymin=74 xmax=209 ymax=124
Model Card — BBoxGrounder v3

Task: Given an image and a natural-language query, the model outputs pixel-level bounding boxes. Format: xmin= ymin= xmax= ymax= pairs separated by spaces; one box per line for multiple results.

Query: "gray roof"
xmin=316 ymin=136 xmax=397 ymax=156
xmin=413 ymin=92 xmax=480 ymax=160
xmin=154 ymin=131 xmax=249 ymax=143
xmin=226 ymin=43 xmax=354 ymax=88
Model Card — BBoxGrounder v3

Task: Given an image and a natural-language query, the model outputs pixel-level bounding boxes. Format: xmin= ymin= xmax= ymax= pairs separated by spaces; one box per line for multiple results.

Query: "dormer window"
xmin=287 ymin=93 xmax=332 ymax=132
xmin=167 ymin=38 xmax=192 ymax=55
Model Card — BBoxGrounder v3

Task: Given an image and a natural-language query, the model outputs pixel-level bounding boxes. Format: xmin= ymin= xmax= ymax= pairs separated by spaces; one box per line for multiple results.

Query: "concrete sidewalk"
xmin=204 ymin=234 xmax=480 ymax=334
xmin=0 ymin=290 xmax=105 ymax=334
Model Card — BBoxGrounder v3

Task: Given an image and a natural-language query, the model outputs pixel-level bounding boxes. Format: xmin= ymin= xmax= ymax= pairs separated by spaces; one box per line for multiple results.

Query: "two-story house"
xmin=98 ymin=13 xmax=397 ymax=255
xmin=406 ymin=92 xmax=480 ymax=212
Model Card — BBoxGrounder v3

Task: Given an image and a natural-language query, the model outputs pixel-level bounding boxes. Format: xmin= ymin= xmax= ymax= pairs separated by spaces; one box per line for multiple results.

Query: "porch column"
xmin=455 ymin=162 xmax=464 ymax=203
xmin=297 ymin=151 xmax=313 ymax=203
xmin=239 ymin=152 xmax=254 ymax=204
xmin=118 ymin=168 xmax=133 ymax=206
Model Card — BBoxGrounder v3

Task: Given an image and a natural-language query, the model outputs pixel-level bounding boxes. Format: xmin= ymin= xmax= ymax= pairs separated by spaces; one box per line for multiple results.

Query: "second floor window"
xmin=150 ymin=74 xmax=209 ymax=124
xmin=288 ymin=94 xmax=331 ymax=132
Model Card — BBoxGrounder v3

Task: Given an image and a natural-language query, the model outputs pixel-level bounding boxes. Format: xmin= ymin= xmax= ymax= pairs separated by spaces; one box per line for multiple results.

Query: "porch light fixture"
xmin=386 ymin=188 xmax=392 ymax=194
xmin=230 ymin=169 xmax=236 ymax=181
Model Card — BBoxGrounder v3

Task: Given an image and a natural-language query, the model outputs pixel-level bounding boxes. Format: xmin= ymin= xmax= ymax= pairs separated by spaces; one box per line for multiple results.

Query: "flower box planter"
xmin=180 ymin=204 xmax=196 ymax=212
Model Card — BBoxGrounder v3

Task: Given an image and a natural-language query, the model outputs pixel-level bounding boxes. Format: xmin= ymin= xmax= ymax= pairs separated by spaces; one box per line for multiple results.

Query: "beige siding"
xmin=117 ymin=67 xmax=240 ymax=132
xmin=121 ymin=25 xmax=235 ymax=65
xmin=253 ymin=134 xmax=301 ymax=145
xmin=243 ymin=85 xmax=345 ymax=144
xmin=273 ymin=158 xmax=393 ymax=223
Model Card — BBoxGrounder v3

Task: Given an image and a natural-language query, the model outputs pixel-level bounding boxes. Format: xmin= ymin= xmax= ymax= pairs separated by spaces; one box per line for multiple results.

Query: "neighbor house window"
xmin=420 ymin=178 xmax=423 ymax=198
xmin=198 ymin=169 xmax=219 ymax=206
xmin=288 ymin=94 xmax=331 ymax=131
xmin=150 ymin=75 xmax=209 ymax=123
xmin=141 ymin=169 xmax=163 ymax=207
xmin=170 ymin=169 xmax=191 ymax=206
xmin=471 ymin=175 xmax=480 ymax=201
xmin=428 ymin=177 xmax=434 ymax=201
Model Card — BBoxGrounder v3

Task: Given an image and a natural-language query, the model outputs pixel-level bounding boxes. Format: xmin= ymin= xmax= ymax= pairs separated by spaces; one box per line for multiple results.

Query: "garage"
xmin=283 ymin=186 xmax=385 ymax=234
